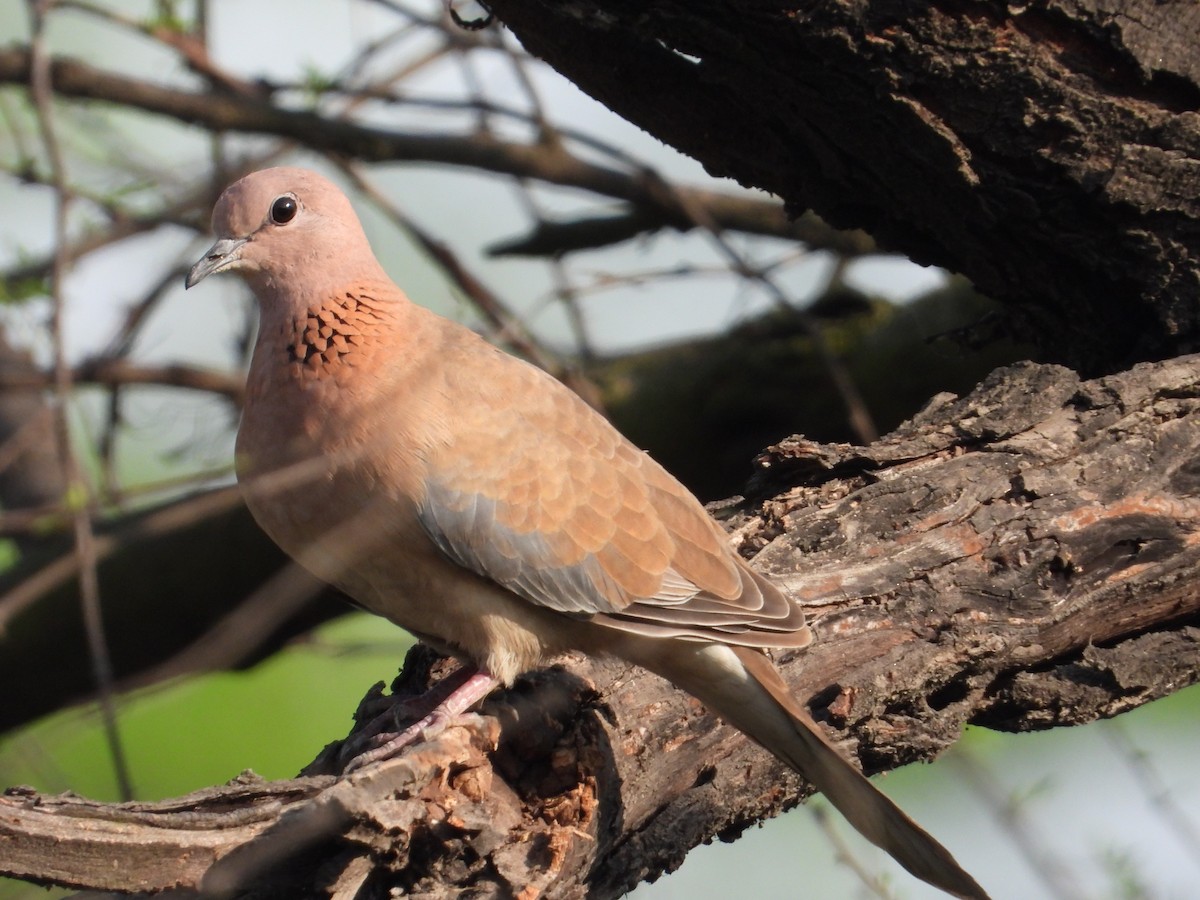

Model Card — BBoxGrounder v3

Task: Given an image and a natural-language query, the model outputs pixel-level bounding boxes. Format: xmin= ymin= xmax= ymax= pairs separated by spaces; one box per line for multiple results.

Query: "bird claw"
xmin=341 ymin=707 xmax=457 ymax=772
xmin=336 ymin=666 xmax=499 ymax=774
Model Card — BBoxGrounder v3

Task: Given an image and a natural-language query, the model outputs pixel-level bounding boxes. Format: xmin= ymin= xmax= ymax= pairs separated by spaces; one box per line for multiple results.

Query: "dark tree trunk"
xmin=487 ymin=0 xmax=1200 ymax=370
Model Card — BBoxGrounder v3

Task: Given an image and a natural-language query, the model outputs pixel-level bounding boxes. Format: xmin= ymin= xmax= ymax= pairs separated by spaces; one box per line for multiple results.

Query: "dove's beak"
xmin=186 ymin=237 xmax=248 ymax=289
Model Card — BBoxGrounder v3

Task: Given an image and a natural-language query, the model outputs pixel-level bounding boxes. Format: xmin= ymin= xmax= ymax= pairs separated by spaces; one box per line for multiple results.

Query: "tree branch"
xmin=0 ymin=359 xmax=245 ymax=404
xmin=5 ymin=356 xmax=1199 ymax=897
xmin=0 ymin=46 xmax=848 ymax=252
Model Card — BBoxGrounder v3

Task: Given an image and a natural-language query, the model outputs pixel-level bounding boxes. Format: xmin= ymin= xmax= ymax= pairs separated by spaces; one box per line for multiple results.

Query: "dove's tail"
xmin=627 ymin=639 xmax=991 ymax=900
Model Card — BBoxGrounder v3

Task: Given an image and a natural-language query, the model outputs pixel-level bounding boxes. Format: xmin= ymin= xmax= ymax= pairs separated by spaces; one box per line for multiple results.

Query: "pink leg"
xmin=341 ymin=667 xmax=498 ymax=773
xmin=353 ymin=665 xmax=482 ymax=739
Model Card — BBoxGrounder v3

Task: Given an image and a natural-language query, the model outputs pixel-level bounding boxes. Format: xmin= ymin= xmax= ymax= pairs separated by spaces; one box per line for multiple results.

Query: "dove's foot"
xmin=339 ymin=666 xmax=497 ymax=772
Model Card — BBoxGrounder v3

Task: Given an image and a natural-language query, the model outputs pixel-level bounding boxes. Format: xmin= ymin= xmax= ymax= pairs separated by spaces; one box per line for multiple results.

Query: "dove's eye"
xmin=270 ymin=195 xmax=299 ymax=225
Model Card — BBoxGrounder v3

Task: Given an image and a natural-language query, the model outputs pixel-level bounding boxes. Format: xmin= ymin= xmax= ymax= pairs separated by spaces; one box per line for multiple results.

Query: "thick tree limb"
xmin=485 ymin=0 xmax=1200 ymax=369
xmin=5 ymin=357 xmax=1199 ymax=898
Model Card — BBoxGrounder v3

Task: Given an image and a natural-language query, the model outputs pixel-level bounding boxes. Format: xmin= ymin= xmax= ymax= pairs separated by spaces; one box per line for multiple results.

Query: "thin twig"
xmin=0 ymin=485 xmax=245 ymax=631
xmin=948 ymin=746 xmax=1087 ymax=900
xmin=25 ymin=0 xmax=133 ymax=800
xmin=337 ymin=163 xmax=560 ymax=372
xmin=810 ymin=803 xmax=897 ymax=900
xmin=128 ymin=560 xmax=325 ymax=688
xmin=0 ymin=359 xmax=245 ymax=402
xmin=491 ymin=41 xmax=598 ymax=362
xmin=0 ymin=47 xmax=831 ymax=248
xmin=1101 ymin=717 xmax=1200 ymax=873
xmin=647 ymin=169 xmax=879 ymax=444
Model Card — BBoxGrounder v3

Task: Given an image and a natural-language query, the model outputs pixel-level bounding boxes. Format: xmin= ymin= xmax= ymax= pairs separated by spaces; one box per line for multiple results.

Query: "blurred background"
xmin=0 ymin=2 xmax=1197 ymax=898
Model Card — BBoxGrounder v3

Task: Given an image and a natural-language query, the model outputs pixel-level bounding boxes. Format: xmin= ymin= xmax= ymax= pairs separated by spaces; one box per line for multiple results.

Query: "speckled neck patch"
xmin=287 ymin=294 xmax=372 ymax=369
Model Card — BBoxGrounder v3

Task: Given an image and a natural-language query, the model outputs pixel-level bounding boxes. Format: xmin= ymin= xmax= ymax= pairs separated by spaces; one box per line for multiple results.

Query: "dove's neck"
xmin=237 ymin=279 xmax=429 ymax=497
xmin=250 ymin=283 xmax=407 ymax=380
xmin=286 ymin=289 xmax=396 ymax=372
xmin=240 ymin=282 xmax=414 ymax=457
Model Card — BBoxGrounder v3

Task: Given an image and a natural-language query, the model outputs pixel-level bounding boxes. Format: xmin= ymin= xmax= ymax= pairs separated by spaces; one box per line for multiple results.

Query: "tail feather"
xmin=629 ymin=639 xmax=990 ymax=900
xmin=730 ymin=647 xmax=989 ymax=900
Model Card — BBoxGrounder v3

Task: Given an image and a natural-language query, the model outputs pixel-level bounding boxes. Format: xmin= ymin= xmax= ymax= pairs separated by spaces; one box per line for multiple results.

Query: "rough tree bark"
xmin=3 ymin=3 xmax=1199 ymax=898
xmin=4 ymin=357 xmax=1199 ymax=897
xmin=486 ymin=0 xmax=1200 ymax=370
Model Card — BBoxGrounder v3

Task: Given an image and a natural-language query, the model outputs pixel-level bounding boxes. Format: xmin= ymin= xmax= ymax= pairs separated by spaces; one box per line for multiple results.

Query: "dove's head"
xmin=186 ymin=167 xmax=386 ymax=303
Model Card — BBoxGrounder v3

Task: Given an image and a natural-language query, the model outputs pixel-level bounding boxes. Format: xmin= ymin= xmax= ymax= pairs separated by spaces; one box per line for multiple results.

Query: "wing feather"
xmin=414 ymin=351 xmax=810 ymax=648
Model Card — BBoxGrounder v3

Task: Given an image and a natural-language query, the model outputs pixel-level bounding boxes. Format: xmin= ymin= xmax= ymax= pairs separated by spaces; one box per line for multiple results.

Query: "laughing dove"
xmin=186 ymin=167 xmax=989 ymax=900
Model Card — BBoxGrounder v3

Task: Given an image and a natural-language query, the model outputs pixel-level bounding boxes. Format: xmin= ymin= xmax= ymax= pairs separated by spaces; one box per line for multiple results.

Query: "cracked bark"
xmin=5 ymin=357 xmax=1198 ymax=898
xmin=486 ymin=0 xmax=1200 ymax=370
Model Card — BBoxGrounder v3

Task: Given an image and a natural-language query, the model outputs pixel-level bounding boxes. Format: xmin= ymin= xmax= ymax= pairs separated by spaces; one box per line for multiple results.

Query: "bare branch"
xmin=0 ymin=359 xmax=245 ymax=404
xmin=25 ymin=0 xmax=132 ymax=800
xmin=0 ymin=46 xmax=841 ymax=247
